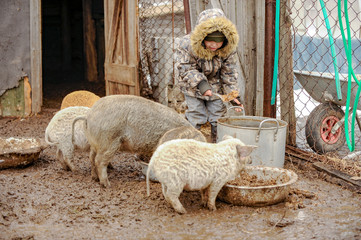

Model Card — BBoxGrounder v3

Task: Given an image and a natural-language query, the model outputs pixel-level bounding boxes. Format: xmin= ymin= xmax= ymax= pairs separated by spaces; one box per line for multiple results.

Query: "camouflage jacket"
xmin=175 ymin=8 xmax=240 ymax=100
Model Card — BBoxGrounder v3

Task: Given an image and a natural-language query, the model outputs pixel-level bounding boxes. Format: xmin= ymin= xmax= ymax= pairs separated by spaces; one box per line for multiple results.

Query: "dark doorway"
xmin=42 ymin=0 xmax=105 ymax=108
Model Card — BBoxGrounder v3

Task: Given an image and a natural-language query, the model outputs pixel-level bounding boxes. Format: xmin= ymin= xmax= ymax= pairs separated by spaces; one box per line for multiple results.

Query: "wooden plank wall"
xmin=104 ymin=0 xmax=139 ymax=96
xmin=188 ymin=0 xmax=265 ymax=116
xmin=0 ymin=77 xmax=31 ymax=117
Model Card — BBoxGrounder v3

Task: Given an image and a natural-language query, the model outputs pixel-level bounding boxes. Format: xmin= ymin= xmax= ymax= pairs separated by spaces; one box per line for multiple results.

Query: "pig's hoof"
xmin=62 ymin=163 xmax=71 ymax=171
xmin=91 ymin=173 xmax=99 ymax=181
xmin=100 ymin=180 xmax=111 ymax=188
xmin=208 ymin=205 xmax=217 ymax=211
xmin=175 ymin=208 xmax=187 ymax=214
xmin=68 ymin=166 xmax=77 ymax=172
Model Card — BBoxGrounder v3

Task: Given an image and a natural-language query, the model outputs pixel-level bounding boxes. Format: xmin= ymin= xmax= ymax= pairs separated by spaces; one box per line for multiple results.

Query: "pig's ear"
xmin=236 ymin=145 xmax=257 ymax=158
xmin=222 ymin=135 xmax=233 ymax=141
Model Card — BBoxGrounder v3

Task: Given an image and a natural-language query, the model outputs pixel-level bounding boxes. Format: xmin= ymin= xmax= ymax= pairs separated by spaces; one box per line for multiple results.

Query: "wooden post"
xmin=83 ymin=0 xmax=98 ymax=82
xmin=183 ymin=0 xmax=192 ymax=34
xmin=30 ymin=0 xmax=42 ymax=113
xmin=263 ymin=0 xmax=276 ymax=118
xmin=279 ymin=0 xmax=296 ymax=145
xmin=255 ymin=0 xmax=265 ymax=116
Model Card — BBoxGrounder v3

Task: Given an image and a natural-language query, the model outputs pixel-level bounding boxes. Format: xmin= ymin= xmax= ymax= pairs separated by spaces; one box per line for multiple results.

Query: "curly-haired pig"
xmin=146 ymin=135 xmax=256 ymax=214
xmin=79 ymin=95 xmax=195 ymax=187
xmin=45 ymin=106 xmax=90 ymax=171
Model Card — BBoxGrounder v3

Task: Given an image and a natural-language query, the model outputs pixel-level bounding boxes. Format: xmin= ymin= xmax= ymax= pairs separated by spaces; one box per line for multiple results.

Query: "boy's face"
xmin=204 ymin=40 xmax=224 ymax=52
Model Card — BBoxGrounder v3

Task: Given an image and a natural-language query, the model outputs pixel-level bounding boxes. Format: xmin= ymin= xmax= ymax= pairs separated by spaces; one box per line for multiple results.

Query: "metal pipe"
xmin=183 ymin=0 xmax=192 ymax=34
xmin=172 ymin=0 xmax=175 ymax=85
xmin=264 ymin=0 xmax=276 ymax=118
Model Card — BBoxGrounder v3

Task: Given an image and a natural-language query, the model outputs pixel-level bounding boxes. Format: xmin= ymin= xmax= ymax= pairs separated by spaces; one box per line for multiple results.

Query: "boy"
xmin=175 ymin=8 xmax=242 ymax=142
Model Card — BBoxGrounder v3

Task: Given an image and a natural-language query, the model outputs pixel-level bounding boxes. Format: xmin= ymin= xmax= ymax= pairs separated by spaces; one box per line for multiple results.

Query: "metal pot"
xmin=217 ymin=115 xmax=288 ymax=168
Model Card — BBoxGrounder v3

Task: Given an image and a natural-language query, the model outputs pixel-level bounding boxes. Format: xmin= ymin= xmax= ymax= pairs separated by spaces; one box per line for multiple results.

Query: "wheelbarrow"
xmin=293 ymin=70 xmax=361 ymax=154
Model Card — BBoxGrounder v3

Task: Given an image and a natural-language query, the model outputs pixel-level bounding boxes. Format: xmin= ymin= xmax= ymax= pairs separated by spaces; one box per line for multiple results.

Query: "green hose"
xmin=338 ymin=0 xmax=361 ymax=151
xmin=338 ymin=1 xmax=360 ymax=85
xmin=271 ymin=0 xmax=280 ymax=105
xmin=319 ymin=0 xmax=342 ymax=100
xmin=273 ymin=1 xmax=343 ymax=103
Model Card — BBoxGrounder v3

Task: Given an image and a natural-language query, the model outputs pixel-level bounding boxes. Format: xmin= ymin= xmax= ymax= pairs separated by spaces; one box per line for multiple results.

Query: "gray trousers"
xmin=184 ymin=95 xmax=226 ymax=129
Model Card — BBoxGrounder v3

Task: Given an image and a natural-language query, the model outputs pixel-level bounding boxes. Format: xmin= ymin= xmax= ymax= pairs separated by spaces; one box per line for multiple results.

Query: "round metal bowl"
xmin=218 ymin=166 xmax=298 ymax=206
xmin=0 ymin=137 xmax=48 ymax=169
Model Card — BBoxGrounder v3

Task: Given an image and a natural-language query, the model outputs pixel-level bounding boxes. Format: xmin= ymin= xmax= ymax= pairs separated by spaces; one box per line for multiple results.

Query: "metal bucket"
xmin=217 ymin=115 xmax=288 ymax=168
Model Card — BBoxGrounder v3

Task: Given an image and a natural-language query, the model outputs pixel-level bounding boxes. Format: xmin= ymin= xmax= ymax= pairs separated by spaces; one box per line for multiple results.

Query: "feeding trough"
xmin=0 ymin=137 xmax=48 ymax=169
xmin=218 ymin=166 xmax=298 ymax=206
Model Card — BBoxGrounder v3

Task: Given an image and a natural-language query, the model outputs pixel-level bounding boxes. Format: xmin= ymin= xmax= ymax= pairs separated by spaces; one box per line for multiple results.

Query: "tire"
xmin=305 ymin=103 xmax=346 ymax=154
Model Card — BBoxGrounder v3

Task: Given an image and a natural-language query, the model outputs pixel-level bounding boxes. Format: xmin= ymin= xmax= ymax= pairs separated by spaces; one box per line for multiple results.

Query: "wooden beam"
xmin=313 ymin=162 xmax=361 ymax=188
xmin=104 ymin=63 xmax=137 ymax=86
xmin=279 ymin=0 xmax=296 ymax=145
xmin=30 ymin=0 xmax=42 ymax=114
xmin=286 ymin=145 xmax=361 ymax=192
xmin=255 ymin=0 xmax=265 ymax=116
xmin=105 ymin=0 xmax=122 ymax=63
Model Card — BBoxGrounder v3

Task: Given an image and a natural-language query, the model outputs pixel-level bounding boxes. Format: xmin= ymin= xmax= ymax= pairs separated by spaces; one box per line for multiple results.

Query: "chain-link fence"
xmin=285 ymin=0 xmax=361 ymax=164
xmin=138 ymin=0 xmax=361 ymax=172
xmin=138 ymin=0 xmax=186 ymax=112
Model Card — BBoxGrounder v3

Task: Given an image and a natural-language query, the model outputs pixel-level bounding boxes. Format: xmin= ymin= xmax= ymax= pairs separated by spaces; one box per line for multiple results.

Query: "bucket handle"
xmin=256 ymin=119 xmax=279 ymax=142
xmin=226 ymin=106 xmax=245 ymax=116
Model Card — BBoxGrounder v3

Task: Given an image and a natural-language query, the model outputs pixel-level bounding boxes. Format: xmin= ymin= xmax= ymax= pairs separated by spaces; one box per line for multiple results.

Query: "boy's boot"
xmin=211 ymin=123 xmax=217 ymax=143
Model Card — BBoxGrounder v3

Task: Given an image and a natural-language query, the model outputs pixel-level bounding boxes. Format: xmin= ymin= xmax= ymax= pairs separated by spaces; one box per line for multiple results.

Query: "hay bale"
xmin=60 ymin=90 xmax=100 ymax=110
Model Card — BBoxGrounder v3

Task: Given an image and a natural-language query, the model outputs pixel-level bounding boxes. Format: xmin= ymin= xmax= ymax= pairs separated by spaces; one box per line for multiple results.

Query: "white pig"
xmin=146 ymin=135 xmax=256 ymax=214
xmin=79 ymin=95 xmax=195 ymax=187
xmin=45 ymin=106 xmax=90 ymax=171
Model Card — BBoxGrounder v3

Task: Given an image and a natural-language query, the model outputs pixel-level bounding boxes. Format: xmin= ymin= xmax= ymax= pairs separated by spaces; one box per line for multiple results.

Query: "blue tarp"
xmin=293 ymin=34 xmax=361 ymax=74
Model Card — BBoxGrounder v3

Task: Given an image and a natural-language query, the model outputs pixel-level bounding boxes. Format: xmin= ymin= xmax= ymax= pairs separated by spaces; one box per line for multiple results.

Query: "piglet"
xmin=146 ymin=135 xmax=256 ymax=214
xmin=45 ymin=106 xmax=90 ymax=171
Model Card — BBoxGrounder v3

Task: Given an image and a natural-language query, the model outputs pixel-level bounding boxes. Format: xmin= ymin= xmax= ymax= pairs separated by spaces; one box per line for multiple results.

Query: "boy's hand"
xmin=231 ymin=97 xmax=244 ymax=112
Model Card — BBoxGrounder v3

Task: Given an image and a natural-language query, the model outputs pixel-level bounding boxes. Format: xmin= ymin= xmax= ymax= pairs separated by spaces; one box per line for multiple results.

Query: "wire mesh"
xmin=284 ymin=0 xmax=361 ymax=168
xmin=138 ymin=0 xmax=361 ymax=169
xmin=138 ymin=0 xmax=186 ymax=112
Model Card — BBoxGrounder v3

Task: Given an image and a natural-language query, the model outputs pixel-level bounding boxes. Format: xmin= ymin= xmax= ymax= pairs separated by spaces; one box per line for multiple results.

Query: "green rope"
xmin=271 ymin=0 xmax=280 ymax=105
xmin=338 ymin=0 xmax=361 ymax=151
xmin=319 ymin=0 xmax=342 ymax=100
xmin=338 ymin=1 xmax=360 ymax=85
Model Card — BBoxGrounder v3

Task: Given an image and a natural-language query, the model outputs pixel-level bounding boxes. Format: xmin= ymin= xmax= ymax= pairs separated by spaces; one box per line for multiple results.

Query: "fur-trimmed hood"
xmin=190 ymin=8 xmax=239 ymax=60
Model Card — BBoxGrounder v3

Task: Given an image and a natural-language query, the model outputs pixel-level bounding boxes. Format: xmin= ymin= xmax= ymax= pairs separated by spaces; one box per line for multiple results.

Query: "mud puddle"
xmin=0 ymin=108 xmax=360 ymax=239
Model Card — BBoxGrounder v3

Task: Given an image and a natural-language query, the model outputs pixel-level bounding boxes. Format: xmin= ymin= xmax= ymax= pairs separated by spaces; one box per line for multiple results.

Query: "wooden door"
xmin=104 ymin=0 xmax=139 ymax=95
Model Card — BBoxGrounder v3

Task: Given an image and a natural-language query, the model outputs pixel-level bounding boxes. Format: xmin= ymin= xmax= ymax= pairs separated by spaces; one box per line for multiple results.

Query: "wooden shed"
xmin=0 ymin=0 xmax=138 ymax=117
xmin=0 ymin=0 xmax=274 ymax=119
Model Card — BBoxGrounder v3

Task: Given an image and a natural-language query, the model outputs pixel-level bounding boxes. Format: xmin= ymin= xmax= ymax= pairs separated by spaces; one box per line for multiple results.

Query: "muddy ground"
xmin=1 ymin=94 xmax=361 ymax=239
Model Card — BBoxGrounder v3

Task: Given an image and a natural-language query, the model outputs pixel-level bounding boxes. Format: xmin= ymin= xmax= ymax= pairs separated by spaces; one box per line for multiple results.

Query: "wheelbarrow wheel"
xmin=305 ymin=102 xmax=346 ymax=154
